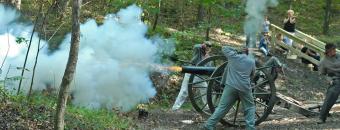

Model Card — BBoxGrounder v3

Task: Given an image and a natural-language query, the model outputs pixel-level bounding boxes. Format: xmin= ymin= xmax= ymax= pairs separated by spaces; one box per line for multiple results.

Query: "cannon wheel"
xmin=187 ymin=55 xmax=227 ymax=116
xmin=206 ymin=62 xmax=277 ymax=127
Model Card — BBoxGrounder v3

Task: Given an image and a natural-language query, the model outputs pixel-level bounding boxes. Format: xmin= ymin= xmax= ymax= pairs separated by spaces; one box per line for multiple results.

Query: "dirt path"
xmin=135 ymin=107 xmax=340 ymax=130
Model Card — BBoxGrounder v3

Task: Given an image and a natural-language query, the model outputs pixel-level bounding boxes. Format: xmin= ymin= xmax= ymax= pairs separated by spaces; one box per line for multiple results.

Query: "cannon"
xmin=177 ymin=55 xmax=277 ymax=126
xmin=171 ymin=55 xmax=328 ymax=127
xmin=181 ymin=66 xmax=216 ymax=75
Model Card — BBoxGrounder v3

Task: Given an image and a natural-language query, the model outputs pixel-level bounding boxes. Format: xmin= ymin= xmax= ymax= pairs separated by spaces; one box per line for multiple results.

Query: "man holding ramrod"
xmin=203 ymin=46 xmax=256 ymax=130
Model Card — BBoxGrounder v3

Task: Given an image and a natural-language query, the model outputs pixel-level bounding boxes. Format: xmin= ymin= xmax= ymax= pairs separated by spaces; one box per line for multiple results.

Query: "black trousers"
xmin=320 ymin=80 xmax=340 ymax=121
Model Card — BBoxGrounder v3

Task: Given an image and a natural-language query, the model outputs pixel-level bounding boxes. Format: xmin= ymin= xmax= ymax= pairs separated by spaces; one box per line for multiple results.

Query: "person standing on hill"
xmin=283 ymin=9 xmax=296 ymax=46
xmin=263 ymin=16 xmax=270 ymax=33
xmin=318 ymin=43 xmax=340 ymax=124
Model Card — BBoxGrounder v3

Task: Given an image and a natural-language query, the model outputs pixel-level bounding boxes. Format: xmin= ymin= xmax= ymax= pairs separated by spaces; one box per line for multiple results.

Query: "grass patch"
xmin=66 ymin=107 xmax=133 ymax=130
xmin=1 ymin=92 xmax=134 ymax=130
xmin=149 ymin=100 xmax=193 ymax=111
xmin=318 ymin=35 xmax=340 ymax=45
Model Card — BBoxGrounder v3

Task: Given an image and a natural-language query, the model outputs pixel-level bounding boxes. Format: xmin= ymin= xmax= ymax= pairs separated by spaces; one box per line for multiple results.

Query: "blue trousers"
xmin=204 ymin=86 xmax=256 ymax=130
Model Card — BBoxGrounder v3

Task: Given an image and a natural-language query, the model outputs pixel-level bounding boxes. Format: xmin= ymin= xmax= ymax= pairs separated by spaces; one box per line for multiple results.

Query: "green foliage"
xmin=1 ymin=92 xmax=134 ymax=129
xmin=139 ymin=0 xmax=161 ymax=14
xmin=66 ymin=107 xmax=132 ymax=129
xmin=269 ymin=0 xmax=339 ymax=36
xmin=149 ymin=99 xmax=193 ymax=110
xmin=0 ymin=83 xmax=9 ymax=101
xmin=16 ymin=67 xmax=30 ymax=71
xmin=318 ymin=35 xmax=340 ymax=45
xmin=15 ymin=37 xmax=28 ymax=45
xmin=19 ymin=0 xmax=339 ymax=51
xmin=5 ymin=76 xmax=25 ymax=81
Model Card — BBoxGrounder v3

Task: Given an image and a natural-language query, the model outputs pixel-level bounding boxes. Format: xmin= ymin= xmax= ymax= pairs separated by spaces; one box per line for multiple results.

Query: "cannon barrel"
xmin=181 ymin=66 xmax=216 ymax=75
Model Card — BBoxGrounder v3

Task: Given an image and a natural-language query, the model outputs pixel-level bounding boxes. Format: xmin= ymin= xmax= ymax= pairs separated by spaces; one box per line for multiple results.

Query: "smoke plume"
xmin=244 ymin=0 xmax=278 ymax=48
xmin=0 ymin=4 xmax=174 ymax=111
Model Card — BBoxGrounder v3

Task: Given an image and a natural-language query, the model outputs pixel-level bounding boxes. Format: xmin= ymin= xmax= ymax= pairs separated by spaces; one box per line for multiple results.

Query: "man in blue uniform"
xmin=203 ymin=46 xmax=256 ymax=130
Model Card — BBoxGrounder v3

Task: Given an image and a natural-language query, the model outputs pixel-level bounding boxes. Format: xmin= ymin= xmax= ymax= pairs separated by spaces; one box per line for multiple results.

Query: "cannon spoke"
xmin=200 ymin=102 xmax=208 ymax=111
xmin=193 ymin=74 xmax=208 ymax=80
xmin=254 ymin=99 xmax=269 ymax=108
xmin=188 ymin=80 xmax=208 ymax=85
xmin=252 ymin=80 xmax=269 ymax=89
xmin=188 ymin=55 xmax=228 ymax=118
xmin=192 ymin=86 xmax=208 ymax=88
xmin=210 ymin=91 xmax=223 ymax=108
xmin=206 ymin=67 xmax=276 ymax=126
xmin=211 ymin=76 xmax=222 ymax=83
xmin=233 ymin=101 xmax=241 ymax=125
xmin=211 ymin=95 xmax=221 ymax=108
xmin=194 ymin=93 xmax=207 ymax=100
xmin=256 ymin=112 xmax=260 ymax=118
xmin=212 ymin=92 xmax=223 ymax=95
xmin=193 ymin=74 xmax=222 ymax=82
xmin=253 ymin=92 xmax=271 ymax=96
xmin=256 ymin=65 xmax=274 ymax=70
xmin=254 ymin=87 xmax=270 ymax=92
xmin=189 ymin=76 xmax=222 ymax=86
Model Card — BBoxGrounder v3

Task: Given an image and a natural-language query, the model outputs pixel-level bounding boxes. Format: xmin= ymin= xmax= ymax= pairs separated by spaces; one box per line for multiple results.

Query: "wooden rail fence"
xmin=270 ymin=24 xmax=339 ymax=65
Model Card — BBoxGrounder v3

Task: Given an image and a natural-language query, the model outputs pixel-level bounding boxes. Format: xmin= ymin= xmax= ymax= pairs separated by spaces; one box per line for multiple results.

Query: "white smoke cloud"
xmin=0 ymin=4 xmax=173 ymax=111
xmin=244 ymin=0 xmax=278 ymax=48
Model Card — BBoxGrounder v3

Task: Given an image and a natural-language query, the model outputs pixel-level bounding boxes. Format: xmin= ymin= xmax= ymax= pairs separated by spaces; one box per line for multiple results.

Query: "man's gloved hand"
xmin=329 ymin=80 xmax=334 ymax=86
xmin=220 ymin=84 xmax=225 ymax=88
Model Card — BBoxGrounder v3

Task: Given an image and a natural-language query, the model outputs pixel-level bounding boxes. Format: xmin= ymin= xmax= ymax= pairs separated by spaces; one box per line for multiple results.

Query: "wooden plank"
xmin=294 ymin=33 xmax=323 ymax=50
xmin=277 ymin=41 xmax=320 ymax=65
xmin=270 ymin=24 xmax=325 ymax=57
xmin=295 ymin=30 xmax=325 ymax=48
xmin=274 ymin=39 xmax=320 ymax=65
xmin=295 ymin=30 xmax=340 ymax=53
xmin=275 ymin=92 xmax=319 ymax=117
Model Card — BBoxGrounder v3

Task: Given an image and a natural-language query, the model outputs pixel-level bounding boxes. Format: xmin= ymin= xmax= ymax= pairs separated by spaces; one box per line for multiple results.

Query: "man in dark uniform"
xmin=318 ymin=43 xmax=340 ymax=124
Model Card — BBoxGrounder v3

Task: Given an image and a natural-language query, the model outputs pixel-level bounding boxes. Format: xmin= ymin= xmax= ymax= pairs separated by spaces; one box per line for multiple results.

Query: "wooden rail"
xmin=275 ymin=40 xmax=320 ymax=65
xmin=270 ymin=24 xmax=324 ymax=57
xmin=295 ymin=30 xmax=340 ymax=53
xmin=269 ymin=24 xmax=340 ymax=65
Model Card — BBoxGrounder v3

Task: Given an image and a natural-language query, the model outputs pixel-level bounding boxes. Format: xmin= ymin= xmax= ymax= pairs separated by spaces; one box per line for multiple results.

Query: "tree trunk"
xmin=224 ymin=1 xmax=230 ymax=9
xmin=205 ymin=6 xmax=211 ymax=41
xmin=54 ymin=0 xmax=81 ymax=129
xmin=323 ymin=0 xmax=332 ymax=35
xmin=52 ymin=0 xmax=70 ymax=16
xmin=152 ymin=0 xmax=161 ymax=31
xmin=196 ymin=3 xmax=204 ymax=26
xmin=17 ymin=5 xmax=42 ymax=95
xmin=28 ymin=4 xmax=54 ymax=100
xmin=152 ymin=13 xmax=159 ymax=31
xmin=27 ymin=37 xmax=42 ymax=100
